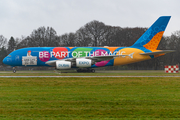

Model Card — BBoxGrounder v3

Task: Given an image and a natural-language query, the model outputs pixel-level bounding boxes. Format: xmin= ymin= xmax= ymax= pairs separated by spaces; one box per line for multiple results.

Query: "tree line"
xmin=0 ymin=20 xmax=179 ymax=70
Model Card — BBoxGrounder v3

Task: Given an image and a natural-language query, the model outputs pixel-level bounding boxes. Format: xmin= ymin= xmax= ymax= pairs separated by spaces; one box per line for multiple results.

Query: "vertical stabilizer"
xmin=132 ymin=16 xmax=171 ymax=50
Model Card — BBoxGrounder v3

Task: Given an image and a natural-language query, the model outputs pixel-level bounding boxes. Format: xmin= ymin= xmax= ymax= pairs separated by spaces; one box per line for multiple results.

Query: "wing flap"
xmin=85 ymin=54 xmax=128 ymax=60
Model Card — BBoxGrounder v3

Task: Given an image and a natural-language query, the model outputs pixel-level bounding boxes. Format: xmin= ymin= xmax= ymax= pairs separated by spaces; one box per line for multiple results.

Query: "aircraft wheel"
xmin=91 ymin=69 xmax=95 ymax=73
xmin=13 ymin=69 xmax=16 ymax=73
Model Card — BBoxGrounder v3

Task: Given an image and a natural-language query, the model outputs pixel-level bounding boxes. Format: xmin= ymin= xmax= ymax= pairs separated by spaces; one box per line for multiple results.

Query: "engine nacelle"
xmin=76 ymin=59 xmax=91 ymax=68
xmin=56 ymin=61 xmax=71 ymax=69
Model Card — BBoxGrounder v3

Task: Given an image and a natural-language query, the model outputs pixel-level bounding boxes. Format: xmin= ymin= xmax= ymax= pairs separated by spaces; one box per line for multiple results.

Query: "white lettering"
xmin=39 ymin=52 xmax=43 ymax=58
xmin=72 ymin=51 xmax=78 ymax=58
xmin=49 ymin=50 xmax=127 ymax=58
xmin=109 ymin=51 xmax=112 ymax=56
xmin=55 ymin=52 xmax=60 ymax=58
xmin=84 ymin=51 xmax=89 ymax=57
xmin=67 ymin=51 xmax=70 ymax=57
xmin=113 ymin=51 xmax=117 ymax=55
xmin=89 ymin=52 xmax=94 ymax=56
xmin=95 ymin=51 xmax=99 ymax=56
xmin=51 ymin=52 xmax=55 ymax=57
xmin=78 ymin=51 xmax=82 ymax=57
xmin=44 ymin=51 xmax=49 ymax=58
xmin=120 ymin=51 xmax=126 ymax=55
xmin=61 ymin=51 xmax=66 ymax=58
xmin=101 ymin=51 xmax=108 ymax=56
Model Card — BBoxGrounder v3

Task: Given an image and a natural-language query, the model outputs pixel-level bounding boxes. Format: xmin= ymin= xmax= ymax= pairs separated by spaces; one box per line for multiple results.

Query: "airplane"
xmin=3 ymin=16 xmax=174 ymax=73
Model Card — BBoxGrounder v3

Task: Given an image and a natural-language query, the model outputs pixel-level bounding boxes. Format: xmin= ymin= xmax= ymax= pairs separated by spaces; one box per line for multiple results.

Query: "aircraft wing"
xmin=45 ymin=54 xmax=129 ymax=66
xmin=84 ymin=54 xmax=128 ymax=61
xmin=140 ymin=50 xmax=175 ymax=55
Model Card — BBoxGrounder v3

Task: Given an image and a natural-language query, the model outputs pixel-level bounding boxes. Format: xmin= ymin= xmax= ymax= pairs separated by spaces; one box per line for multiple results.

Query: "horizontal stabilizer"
xmin=140 ymin=50 xmax=175 ymax=55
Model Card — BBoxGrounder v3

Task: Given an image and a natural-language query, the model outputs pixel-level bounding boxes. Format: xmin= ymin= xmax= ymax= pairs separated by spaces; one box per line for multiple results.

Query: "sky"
xmin=0 ymin=0 xmax=179 ymax=39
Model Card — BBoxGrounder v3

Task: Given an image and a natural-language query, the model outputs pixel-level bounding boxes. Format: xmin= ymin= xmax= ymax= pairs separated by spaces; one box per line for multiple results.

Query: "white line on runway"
xmin=0 ymin=76 xmax=180 ymax=77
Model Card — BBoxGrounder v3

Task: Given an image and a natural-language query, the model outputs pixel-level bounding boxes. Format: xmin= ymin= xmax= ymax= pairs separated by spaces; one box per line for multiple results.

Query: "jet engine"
xmin=56 ymin=61 xmax=71 ymax=69
xmin=76 ymin=59 xmax=92 ymax=68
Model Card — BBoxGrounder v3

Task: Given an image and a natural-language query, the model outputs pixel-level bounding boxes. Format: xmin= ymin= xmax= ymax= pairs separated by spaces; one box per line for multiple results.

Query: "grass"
xmin=0 ymin=77 xmax=180 ymax=119
xmin=0 ymin=70 xmax=180 ymax=76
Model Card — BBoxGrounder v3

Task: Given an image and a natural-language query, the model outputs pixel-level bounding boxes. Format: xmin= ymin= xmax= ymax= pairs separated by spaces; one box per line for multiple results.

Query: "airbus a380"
xmin=3 ymin=16 xmax=174 ymax=73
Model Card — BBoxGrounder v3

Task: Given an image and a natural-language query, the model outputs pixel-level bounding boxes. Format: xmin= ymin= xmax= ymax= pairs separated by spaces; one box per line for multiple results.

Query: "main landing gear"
xmin=77 ymin=68 xmax=95 ymax=73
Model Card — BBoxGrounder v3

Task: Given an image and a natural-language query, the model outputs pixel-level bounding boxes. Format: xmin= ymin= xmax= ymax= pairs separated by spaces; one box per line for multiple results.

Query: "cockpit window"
xmin=8 ymin=55 xmax=11 ymax=57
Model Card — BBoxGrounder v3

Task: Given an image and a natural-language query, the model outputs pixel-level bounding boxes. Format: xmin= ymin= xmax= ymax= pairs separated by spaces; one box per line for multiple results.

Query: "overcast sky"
xmin=0 ymin=0 xmax=179 ymax=39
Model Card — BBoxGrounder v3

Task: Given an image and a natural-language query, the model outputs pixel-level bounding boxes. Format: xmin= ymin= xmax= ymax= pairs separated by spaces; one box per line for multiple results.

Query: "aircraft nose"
xmin=3 ymin=57 xmax=8 ymax=65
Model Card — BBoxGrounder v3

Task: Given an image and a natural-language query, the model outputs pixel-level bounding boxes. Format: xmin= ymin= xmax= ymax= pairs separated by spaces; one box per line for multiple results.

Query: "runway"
xmin=1 ymin=76 xmax=180 ymax=77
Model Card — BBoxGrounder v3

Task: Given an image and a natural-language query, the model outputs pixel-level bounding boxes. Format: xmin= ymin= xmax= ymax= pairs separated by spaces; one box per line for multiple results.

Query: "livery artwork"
xmin=21 ymin=47 xmax=135 ymax=67
xmin=22 ymin=50 xmax=37 ymax=65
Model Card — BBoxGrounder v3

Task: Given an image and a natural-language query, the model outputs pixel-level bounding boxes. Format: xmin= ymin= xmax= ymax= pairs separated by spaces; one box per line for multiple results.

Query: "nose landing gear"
xmin=13 ymin=67 xmax=16 ymax=73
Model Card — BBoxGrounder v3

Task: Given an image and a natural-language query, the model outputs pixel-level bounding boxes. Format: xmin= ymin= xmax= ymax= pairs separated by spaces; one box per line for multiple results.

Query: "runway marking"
xmin=0 ymin=76 xmax=180 ymax=78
